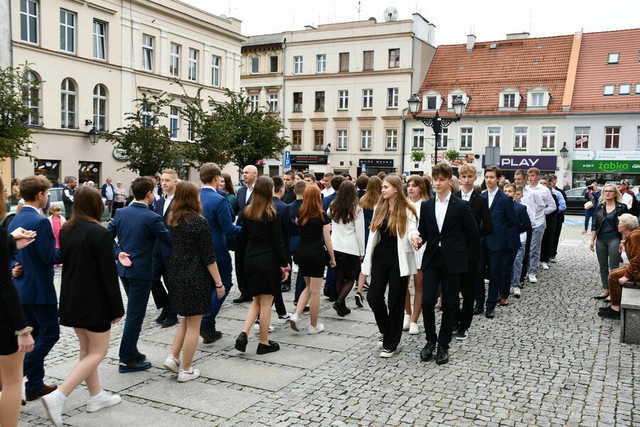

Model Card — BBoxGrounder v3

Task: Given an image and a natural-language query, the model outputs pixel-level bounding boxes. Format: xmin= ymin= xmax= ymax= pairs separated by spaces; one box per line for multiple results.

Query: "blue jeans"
xmin=22 ymin=304 xmax=60 ymax=395
xmin=511 ymin=245 xmax=525 ymax=289
xmin=528 ymin=223 xmax=546 ymax=275
xmin=201 ymin=257 xmax=233 ymax=334
xmin=119 ymin=278 xmax=152 ymax=363
xmin=584 ymin=209 xmax=594 ymax=232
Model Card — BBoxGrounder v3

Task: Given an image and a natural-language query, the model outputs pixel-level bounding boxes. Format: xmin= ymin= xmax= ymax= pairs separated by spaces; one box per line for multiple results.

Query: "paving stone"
xmin=22 ymin=386 xmax=87 ymax=418
xmin=272 ymin=330 xmax=354 ymax=351
xmin=227 ymin=342 xmax=334 ymax=369
xmin=106 ymin=341 xmax=208 ymax=366
xmin=142 ymin=325 xmax=236 ymax=352
xmin=45 ymin=360 xmax=154 ymax=392
xmin=320 ymin=307 xmax=378 ymax=324
xmin=198 ymin=357 xmax=305 ymax=391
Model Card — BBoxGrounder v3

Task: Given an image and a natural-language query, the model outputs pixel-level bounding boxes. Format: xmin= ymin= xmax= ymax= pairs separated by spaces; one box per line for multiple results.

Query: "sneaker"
xmin=253 ymin=321 xmax=274 ymax=333
xmin=377 ymin=334 xmax=384 ymax=349
xmin=177 ymin=367 xmax=201 ymax=383
xmin=455 ymin=329 xmax=469 ymax=341
xmin=41 ymin=391 xmax=65 ymax=427
xmin=550 ymin=257 xmax=557 ymax=263
xmin=402 ymin=314 xmax=410 ymax=331
xmin=509 ymin=287 xmax=514 ymax=295
xmin=308 ymin=323 xmax=325 ymax=334
xmin=541 ymin=262 xmax=550 ymax=270
xmin=408 ymin=322 xmax=419 ymax=335
xmin=86 ymin=391 xmax=121 ymax=413
xmin=288 ymin=313 xmax=301 ymax=332
xmin=379 ymin=348 xmax=395 ymax=358
xmin=513 ymin=287 xmax=521 ymax=298
xmin=163 ymin=355 xmax=180 ymax=373
xmin=277 ymin=313 xmax=291 ymax=324
xmin=528 ymin=274 xmax=538 ymax=283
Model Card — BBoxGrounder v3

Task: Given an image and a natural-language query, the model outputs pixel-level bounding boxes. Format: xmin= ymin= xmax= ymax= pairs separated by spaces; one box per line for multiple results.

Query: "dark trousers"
xmin=323 ymin=267 xmax=337 ymax=301
xmin=423 ymin=254 xmax=460 ymax=350
xmin=366 ymin=250 xmax=408 ymax=352
xmin=112 ymin=201 xmax=125 ymax=217
xmin=458 ymin=257 xmax=480 ymax=332
xmin=474 ymin=250 xmax=488 ymax=308
xmin=273 ymin=287 xmax=287 ymax=316
xmin=22 ymin=304 xmax=60 ymax=395
xmin=119 ymin=278 xmax=152 ymax=363
xmin=584 ymin=209 xmax=594 ymax=232
xmin=150 ymin=278 xmax=170 ymax=310
xmin=502 ymin=249 xmax=518 ymax=298
xmin=486 ymin=249 xmax=511 ymax=309
xmin=294 ymin=271 xmax=306 ymax=303
xmin=234 ymin=249 xmax=248 ymax=297
xmin=202 ymin=257 xmax=233 ymax=334
xmin=541 ymin=214 xmax=558 ymax=263
xmin=552 ymin=217 xmax=564 ymax=258
xmin=520 ymin=230 xmax=532 ymax=283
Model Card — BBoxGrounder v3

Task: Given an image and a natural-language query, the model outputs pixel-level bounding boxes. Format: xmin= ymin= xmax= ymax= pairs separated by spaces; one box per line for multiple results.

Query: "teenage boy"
xmin=411 ymin=163 xmax=480 ymax=365
xmin=282 ymin=170 xmax=297 ymax=204
xmin=507 ymin=185 xmax=533 ymax=298
xmin=272 ymin=177 xmax=292 ymax=316
xmin=289 ymin=181 xmax=307 ymax=305
xmin=540 ymin=176 xmax=563 ymax=270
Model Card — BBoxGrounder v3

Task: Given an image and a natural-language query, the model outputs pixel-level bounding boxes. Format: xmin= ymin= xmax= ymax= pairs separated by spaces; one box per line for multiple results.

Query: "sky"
xmin=185 ymin=0 xmax=640 ymax=44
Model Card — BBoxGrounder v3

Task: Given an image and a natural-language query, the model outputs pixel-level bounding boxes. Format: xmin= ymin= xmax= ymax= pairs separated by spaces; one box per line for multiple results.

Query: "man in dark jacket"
xmin=281 ymin=170 xmax=297 ymax=204
xmin=62 ymin=176 xmax=77 ymax=219
xmin=272 ymin=177 xmax=291 ymax=315
xmin=101 ymin=178 xmax=116 ymax=217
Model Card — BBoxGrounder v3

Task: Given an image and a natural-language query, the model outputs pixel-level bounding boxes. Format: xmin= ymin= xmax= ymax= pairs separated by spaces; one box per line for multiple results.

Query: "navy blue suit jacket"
xmin=482 ymin=190 xmax=517 ymax=252
xmin=108 ymin=202 xmax=170 ymax=281
xmin=151 ymin=197 xmax=173 ymax=277
xmin=9 ymin=206 xmax=61 ymax=305
xmin=273 ymin=197 xmax=292 ymax=244
xmin=322 ymin=193 xmax=336 ymax=212
xmin=201 ymin=187 xmax=240 ymax=269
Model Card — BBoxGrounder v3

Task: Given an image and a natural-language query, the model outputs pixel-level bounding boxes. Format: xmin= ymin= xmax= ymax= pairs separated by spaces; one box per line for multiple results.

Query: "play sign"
xmin=482 ymin=155 xmax=557 ymax=170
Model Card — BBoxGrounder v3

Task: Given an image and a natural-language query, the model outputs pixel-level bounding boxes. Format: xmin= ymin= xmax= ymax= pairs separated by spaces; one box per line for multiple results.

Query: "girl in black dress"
xmin=164 ymin=182 xmax=224 ymax=382
xmin=289 ymin=185 xmax=336 ymax=334
xmin=235 ymin=176 xmax=289 ymax=355
xmin=42 ymin=187 xmax=125 ymax=426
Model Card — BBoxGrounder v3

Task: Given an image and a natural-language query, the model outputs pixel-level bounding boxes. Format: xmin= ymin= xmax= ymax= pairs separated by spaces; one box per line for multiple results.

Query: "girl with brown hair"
xmin=163 ymin=182 xmax=224 ymax=382
xmin=360 ymin=175 xmax=418 ymax=358
xmin=289 ymin=184 xmax=335 ymax=333
xmin=235 ymin=176 xmax=289 ymax=354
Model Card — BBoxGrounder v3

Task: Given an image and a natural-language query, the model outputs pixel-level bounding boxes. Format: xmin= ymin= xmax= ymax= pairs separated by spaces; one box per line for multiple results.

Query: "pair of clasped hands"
xmin=410 ymin=234 xmax=423 ymax=250
xmin=10 ymin=227 xmax=38 ymax=280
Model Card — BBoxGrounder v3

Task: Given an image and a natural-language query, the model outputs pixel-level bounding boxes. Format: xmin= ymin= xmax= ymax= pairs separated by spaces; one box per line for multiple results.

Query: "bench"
xmin=621 ymin=286 xmax=640 ymax=344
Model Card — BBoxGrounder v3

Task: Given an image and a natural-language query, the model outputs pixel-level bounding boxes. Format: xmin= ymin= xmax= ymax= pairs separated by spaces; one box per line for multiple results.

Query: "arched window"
xmin=60 ymin=78 xmax=77 ymax=128
xmin=23 ymin=71 xmax=41 ymax=126
xmin=93 ymin=84 xmax=108 ymax=131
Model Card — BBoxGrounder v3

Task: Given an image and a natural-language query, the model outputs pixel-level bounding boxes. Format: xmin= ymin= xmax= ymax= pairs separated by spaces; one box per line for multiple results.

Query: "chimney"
xmin=506 ymin=32 xmax=530 ymax=40
xmin=466 ymin=34 xmax=476 ymax=52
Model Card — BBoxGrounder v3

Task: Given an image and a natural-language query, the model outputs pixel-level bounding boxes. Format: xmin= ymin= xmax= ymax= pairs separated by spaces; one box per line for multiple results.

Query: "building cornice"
xmin=285 ymin=68 xmax=412 ymax=81
xmin=241 ymin=73 xmax=283 ymax=79
xmin=287 ymin=31 xmax=414 ymax=46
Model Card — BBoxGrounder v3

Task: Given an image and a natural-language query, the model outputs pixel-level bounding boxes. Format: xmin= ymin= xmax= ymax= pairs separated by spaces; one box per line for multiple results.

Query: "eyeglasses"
xmin=603 ymin=190 xmax=615 ymax=193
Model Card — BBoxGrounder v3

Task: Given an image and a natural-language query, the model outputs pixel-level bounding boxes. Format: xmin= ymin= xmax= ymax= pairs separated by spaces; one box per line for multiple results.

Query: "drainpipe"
xmin=400 ymin=107 xmax=408 ymax=173
xmin=281 ymin=36 xmax=287 ymax=171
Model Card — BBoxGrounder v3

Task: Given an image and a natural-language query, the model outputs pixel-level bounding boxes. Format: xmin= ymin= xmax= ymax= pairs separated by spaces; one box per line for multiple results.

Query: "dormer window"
xmin=422 ymin=92 xmax=441 ymax=111
xmin=527 ymin=87 xmax=549 ymax=110
xmin=620 ymin=84 xmax=630 ymax=95
xmin=447 ymin=90 xmax=468 ymax=111
xmin=499 ymin=88 xmax=520 ymax=110
xmin=503 ymin=94 xmax=516 ymax=108
xmin=608 ymin=53 xmax=619 ymax=64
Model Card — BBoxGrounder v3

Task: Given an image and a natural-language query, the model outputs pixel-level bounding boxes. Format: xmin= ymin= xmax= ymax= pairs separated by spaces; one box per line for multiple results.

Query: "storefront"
xmin=290 ymin=154 xmax=328 ymax=180
xmin=571 ymin=160 xmax=640 ymax=187
xmin=34 ymin=159 xmax=61 ymax=185
xmin=482 ymin=155 xmax=557 ymax=181
xmin=79 ymin=161 xmax=101 ymax=185
xmin=357 ymin=159 xmax=395 ymax=176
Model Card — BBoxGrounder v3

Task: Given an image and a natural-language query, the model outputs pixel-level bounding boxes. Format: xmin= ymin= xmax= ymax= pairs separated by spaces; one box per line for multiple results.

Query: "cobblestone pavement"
xmin=18 ymin=218 xmax=640 ymax=426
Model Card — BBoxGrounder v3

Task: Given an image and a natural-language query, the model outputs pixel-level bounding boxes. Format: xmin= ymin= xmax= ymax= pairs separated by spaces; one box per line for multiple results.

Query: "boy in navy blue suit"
xmin=508 ymin=185 xmax=533 ymax=298
xmin=109 ymin=177 xmax=170 ymax=373
xmin=9 ymin=176 xmax=61 ymax=401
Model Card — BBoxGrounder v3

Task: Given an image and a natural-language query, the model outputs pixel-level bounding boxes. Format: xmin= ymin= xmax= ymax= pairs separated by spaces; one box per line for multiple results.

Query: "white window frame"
xmin=530 ymin=93 xmax=544 ymax=107
xmin=437 ymin=128 xmax=448 ymax=149
xmin=20 ymin=0 xmax=39 ymax=44
xmin=250 ymin=56 xmax=259 ymax=74
xmin=603 ymin=84 xmax=615 ymax=96
xmin=293 ymin=92 xmax=303 ymax=113
xmin=447 ymin=90 xmax=469 ymax=110
xmin=249 ymin=94 xmax=259 ymax=112
xmin=60 ymin=78 xmax=77 ymax=129
xmin=338 ymin=90 xmax=349 ymax=110
xmin=499 ymin=89 xmax=520 ymax=109
xmin=188 ymin=48 xmax=199 ymax=81
xmin=169 ymin=106 xmax=180 ymax=139
xmin=412 ymin=128 xmax=424 ymax=150
xmin=316 ymin=54 xmax=326 ymax=73
xmin=212 ymin=55 xmax=221 ymax=87
xmin=337 ymin=130 xmax=348 ymax=151
xmin=605 ymin=126 xmax=621 ymax=150
xmin=574 ymin=126 xmax=590 ymax=150
xmin=293 ymin=56 xmax=303 ymax=74
xmin=385 ymin=129 xmax=398 ymax=150
xmin=141 ymin=101 xmax=153 ymax=127
xmin=93 ymin=84 xmax=108 ymax=132
xmin=360 ymin=129 xmax=372 ymax=151
xmin=513 ymin=126 xmax=528 ymax=151
xmin=23 ymin=71 xmax=40 ymax=126
xmin=460 ymin=127 xmax=473 ymax=150
xmin=170 ymin=43 xmax=181 ymax=77
xmin=619 ymin=83 xmax=630 ymax=95
xmin=541 ymin=126 xmax=556 ymax=151
xmin=608 ymin=52 xmax=620 ymax=64
xmin=487 ymin=126 xmax=502 ymax=147
xmin=423 ymin=93 xmax=440 ymax=111
xmin=268 ymin=93 xmax=278 ymax=112
xmin=142 ymin=34 xmax=154 ymax=71
xmin=59 ymin=9 xmax=76 ymax=54
xmin=363 ymin=50 xmax=374 ymax=71
xmin=362 ymin=89 xmax=373 ymax=109
xmin=388 ymin=48 xmax=400 ymax=68
xmin=387 ymin=87 xmax=399 ymax=108
xmin=636 ymin=83 xmax=640 ymax=95
xmin=339 ymin=52 xmax=350 ymax=73
xmin=92 ymin=20 xmax=107 ymax=60
xmin=527 ymin=87 xmax=550 ymax=109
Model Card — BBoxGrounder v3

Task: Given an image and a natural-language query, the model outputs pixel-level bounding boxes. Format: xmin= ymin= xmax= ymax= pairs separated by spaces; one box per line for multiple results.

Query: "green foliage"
xmin=0 ymin=64 xmax=35 ymax=160
xmin=411 ymin=150 xmax=426 ymax=162
xmin=445 ymin=149 xmax=460 ymax=162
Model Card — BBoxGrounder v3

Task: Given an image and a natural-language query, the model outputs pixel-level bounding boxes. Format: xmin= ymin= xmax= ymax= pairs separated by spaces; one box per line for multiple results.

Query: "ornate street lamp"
xmin=559 ymin=141 xmax=569 ymax=159
xmin=87 ymin=127 xmax=99 ymax=145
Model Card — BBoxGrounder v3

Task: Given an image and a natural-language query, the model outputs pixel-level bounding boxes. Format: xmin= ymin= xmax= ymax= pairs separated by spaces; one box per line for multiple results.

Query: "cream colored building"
xmin=241 ymin=12 xmax=436 ymax=177
xmin=9 ymin=0 xmax=243 ymax=185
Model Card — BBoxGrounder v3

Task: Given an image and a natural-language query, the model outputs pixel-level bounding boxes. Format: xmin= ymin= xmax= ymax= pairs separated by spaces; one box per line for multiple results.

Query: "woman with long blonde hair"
xmin=361 ymin=175 xmax=418 ymax=358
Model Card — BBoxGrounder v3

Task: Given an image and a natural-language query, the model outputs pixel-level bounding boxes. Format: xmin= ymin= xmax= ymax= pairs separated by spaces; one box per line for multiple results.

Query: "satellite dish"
xmin=383 ymin=6 xmax=399 ymax=22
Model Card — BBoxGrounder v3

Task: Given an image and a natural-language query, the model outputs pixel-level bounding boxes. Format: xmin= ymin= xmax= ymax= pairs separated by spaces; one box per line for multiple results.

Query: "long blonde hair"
xmin=370 ymin=175 xmax=416 ymax=237
xmin=599 ymin=184 xmax=622 ymax=204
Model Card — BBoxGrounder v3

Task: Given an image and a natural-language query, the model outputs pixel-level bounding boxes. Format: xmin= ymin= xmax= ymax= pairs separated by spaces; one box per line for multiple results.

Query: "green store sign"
xmin=572 ymin=160 xmax=640 ymax=173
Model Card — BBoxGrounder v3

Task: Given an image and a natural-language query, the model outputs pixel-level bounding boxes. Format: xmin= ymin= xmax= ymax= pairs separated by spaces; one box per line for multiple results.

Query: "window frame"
xmin=293 ymin=56 xmax=303 ymax=74
xmin=267 ymin=93 xmax=278 ymax=113
xmin=293 ymin=92 xmax=303 ymax=113
xmin=316 ymin=54 xmax=326 ymax=73
xmin=574 ymin=126 xmax=590 ymax=150
xmin=385 ymin=128 xmax=398 ymax=151
xmin=188 ymin=48 xmax=199 ymax=81
xmin=169 ymin=43 xmax=181 ymax=78
xmin=59 ymin=9 xmax=76 ymax=54
xmin=487 ymin=126 xmax=502 ymax=147
xmin=360 ymin=129 xmax=372 ymax=151
xmin=608 ymin=52 xmax=620 ymax=64
xmin=362 ymin=88 xmax=373 ymax=110
xmin=248 ymin=94 xmax=259 ymax=112
xmin=412 ymin=128 xmax=425 ymax=150
xmin=60 ymin=78 xmax=77 ymax=129
xmin=388 ymin=48 xmax=400 ymax=68
xmin=20 ymin=0 xmax=39 ymax=44
xmin=363 ymin=50 xmax=374 ymax=71
xmin=23 ymin=70 xmax=41 ymax=126
xmin=291 ymin=129 xmax=302 ymax=150
xmin=314 ymin=91 xmax=325 ymax=112
xmin=314 ymin=129 xmax=325 ymax=150
xmin=541 ymin=126 xmax=557 ymax=151
xmin=619 ymin=83 xmax=631 ymax=95
xmin=92 ymin=84 xmax=108 ymax=132
xmin=387 ymin=87 xmax=399 ymax=109
xmin=211 ymin=55 xmax=221 ymax=87
xmin=337 ymin=129 xmax=348 ymax=151
xmin=338 ymin=89 xmax=349 ymax=110
xmin=425 ymin=95 xmax=438 ymax=111
xmin=270 ymin=56 xmax=278 ymax=73
xmin=513 ymin=126 xmax=528 ymax=151
xmin=92 ymin=20 xmax=107 ymax=60
xmin=604 ymin=126 xmax=621 ymax=150
xmin=636 ymin=83 xmax=640 ymax=95
xmin=250 ymin=56 xmax=259 ymax=74
xmin=339 ymin=52 xmax=350 ymax=73
xmin=169 ymin=105 xmax=180 ymax=140
xmin=503 ymin=93 xmax=516 ymax=108
xmin=603 ymin=84 xmax=615 ymax=96
xmin=437 ymin=127 xmax=448 ymax=150
xmin=460 ymin=127 xmax=473 ymax=150
xmin=142 ymin=34 xmax=154 ymax=71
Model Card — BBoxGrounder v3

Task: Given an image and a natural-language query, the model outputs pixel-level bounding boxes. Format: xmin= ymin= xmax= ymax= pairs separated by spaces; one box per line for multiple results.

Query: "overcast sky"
xmin=185 ymin=0 xmax=639 ymax=44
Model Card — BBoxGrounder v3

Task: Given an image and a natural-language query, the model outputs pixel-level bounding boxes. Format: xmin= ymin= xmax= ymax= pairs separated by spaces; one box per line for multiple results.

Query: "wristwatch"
xmin=15 ymin=326 xmax=33 ymax=336
xmin=215 ymin=283 xmax=224 ymax=289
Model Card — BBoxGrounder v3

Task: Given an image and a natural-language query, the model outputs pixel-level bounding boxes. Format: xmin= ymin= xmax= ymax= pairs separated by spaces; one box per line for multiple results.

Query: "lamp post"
xmin=407 ymin=94 xmax=469 ymax=165
xmin=85 ymin=119 xmax=99 ymax=145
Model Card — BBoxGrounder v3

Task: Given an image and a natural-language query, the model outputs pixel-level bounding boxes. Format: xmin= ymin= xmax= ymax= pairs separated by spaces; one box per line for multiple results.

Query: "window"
xmin=314 ymin=130 xmax=324 ymax=150
xmin=337 ymin=130 xmax=348 ymax=150
xmin=425 ymin=95 xmax=437 ymax=111
xmin=59 ymin=9 xmax=76 ymax=53
xmin=188 ymin=49 xmax=199 ymax=81
xmin=636 ymin=83 xmax=640 ymax=94
xmin=92 ymin=84 xmax=108 ymax=132
xmin=249 ymin=95 xmax=259 ymax=112
xmin=142 ymin=35 xmax=154 ymax=71
xmin=412 ymin=128 xmax=424 ymax=149
xmin=60 ymin=78 xmax=76 ymax=128
xmin=530 ymin=92 xmax=544 ymax=107
xmin=541 ymin=126 xmax=556 ymax=150
xmin=142 ymin=101 xmax=153 ymax=127
xmin=338 ymin=90 xmax=349 ymax=110
xmin=487 ymin=127 xmax=501 ymax=147
xmin=293 ymin=56 xmax=303 ymax=74
xmin=361 ymin=129 xmax=372 ymax=150
xmin=293 ymin=92 xmax=303 ymax=112
xmin=574 ymin=126 xmax=590 ymax=149
xmin=270 ymin=56 xmax=278 ymax=73
xmin=212 ymin=55 xmax=221 ymax=86
xmin=388 ymin=48 xmax=400 ymax=68
xmin=92 ymin=20 xmax=107 ymax=60
xmin=23 ymin=71 xmax=40 ymax=126
xmin=314 ymin=91 xmax=325 ymax=112
xmin=608 ymin=53 xmax=619 ymax=64
xmin=620 ymin=84 xmax=630 ymax=95
xmin=460 ymin=127 xmax=473 ymax=150
xmin=603 ymin=85 xmax=614 ymax=96
xmin=385 ymin=129 xmax=398 ymax=150
xmin=503 ymin=93 xmax=516 ymax=108
xmin=251 ymin=56 xmax=259 ymax=73
xmin=291 ymin=129 xmax=302 ymax=150
xmin=169 ymin=106 xmax=180 ymax=139
xmin=339 ymin=52 xmax=350 ymax=72
xmin=362 ymin=89 xmax=373 ymax=109
xmin=387 ymin=87 xmax=399 ymax=108
xmin=605 ymin=126 xmax=620 ymax=149
xmin=363 ymin=50 xmax=374 ymax=71
xmin=20 ymin=0 xmax=39 ymax=44
xmin=316 ymin=54 xmax=326 ymax=73
xmin=513 ymin=126 xmax=527 ymax=150
xmin=268 ymin=93 xmax=278 ymax=112
xmin=437 ymin=128 xmax=448 ymax=149
xmin=170 ymin=43 xmax=181 ymax=77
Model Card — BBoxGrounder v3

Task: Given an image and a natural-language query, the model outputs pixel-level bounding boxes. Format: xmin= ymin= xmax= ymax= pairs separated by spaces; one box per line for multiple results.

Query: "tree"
xmin=445 ymin=149 xmax=460 ymax=163
xmin=0 ymin=64 xmax=35 ymax=160
xmin=102 ymin=93 xmax=185 ymax=176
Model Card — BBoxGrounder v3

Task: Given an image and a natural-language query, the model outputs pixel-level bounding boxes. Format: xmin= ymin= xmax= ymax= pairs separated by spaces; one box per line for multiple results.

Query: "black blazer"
xmin=592 ymin=202 xmax=628 ymax=236
xmin=0 ymin=229 xmax=26 ymax=332
xmin=455 ymin=190 xmax=493 ymax=239
xmin=233 ymin=186 xmax=253 ymax=224
xmin=417 ymin=195 xmax=480 ymax=274
xmin=59 ymin=220 xmax=124 ymax=327
xmin=152 ymin=197 xmax=173 ymax=277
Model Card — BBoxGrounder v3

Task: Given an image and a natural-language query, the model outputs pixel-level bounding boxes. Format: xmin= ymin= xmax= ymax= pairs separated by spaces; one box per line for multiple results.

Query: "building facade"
xmin=9 ymin=0 xmax=243 ymax=185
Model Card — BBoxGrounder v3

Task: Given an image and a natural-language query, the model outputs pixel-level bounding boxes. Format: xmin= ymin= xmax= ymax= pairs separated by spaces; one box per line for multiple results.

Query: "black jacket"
xmin=62 ymin=186 xmax=75 ymax=219
xmin=592 ymin=202 xmax=628 ymax=237
xmin=455 ymin=190 xmax=493 ymax=238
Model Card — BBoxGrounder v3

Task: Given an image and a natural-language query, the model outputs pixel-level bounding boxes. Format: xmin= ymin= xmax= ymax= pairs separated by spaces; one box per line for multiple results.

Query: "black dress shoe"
xmin=202 ymin=330 xmax=223 ymax=344
xmin=435 ymin=347 xmax=449 ymax=365
xmin=354 ymin=292 xmax=364 ymax=308
xmin=420 ymin=341 xmax=436 ymax=362
xmin=118 ymin=360 xmax=152 ymax=373
xmin=160 ymin=316 xmax=178 ymax=328
xmin=257 ymin=341 xmax=280 ymax=355
xmin=598 ymin=307 xmax=621 ymax=320
xmin=235 ymin=332 xmax=248 ymax=352
xmin=485 ymin=307 xmax=495 ymax=319
xmin=26 ymin=384 xmax=57 ymax=402
xmin=473 ymin=305 xmax=484 ymax=315
xmin=232 ymin=295 xmax=252 ymax=304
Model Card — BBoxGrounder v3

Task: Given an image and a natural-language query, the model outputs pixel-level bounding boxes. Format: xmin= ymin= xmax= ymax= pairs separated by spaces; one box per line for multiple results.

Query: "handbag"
xmin=584 ymin=201 xmax=593 ymax=210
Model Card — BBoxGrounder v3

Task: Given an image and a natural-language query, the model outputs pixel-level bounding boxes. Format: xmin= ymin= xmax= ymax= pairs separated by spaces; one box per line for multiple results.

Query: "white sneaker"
xmin=163 ymin=355 xmax=180 ymax=373
xmin=528 ymin=274 xmax=538 ymax=283
xmin=379 ymin=348 xmax=395 ymax=358
xmin=484 ymin=278 xmax=490 ymax=284
xmin=41 ymin=391 xmax=65 ymax=427
xmin=308 ymin=323 xmax=325 ymax=334
xmin=253 ymin=321 xmax=274 ymax=333
xmin=289 ymin=312 xmax=301 ymax=332
xmin=409 ymin=322 xmax=419 ymax=335
xmin=541 ymin=262 xmax=550 ymax=270
xmin=177 ymin=367 xmax=200 ymax=383
xmin=513 ymin=287 xmax=521 ymax=298
xmin=86 ymin=391 xmax=121 ymax=413
xmin=402 ymin=314 xmax=410 ymax=331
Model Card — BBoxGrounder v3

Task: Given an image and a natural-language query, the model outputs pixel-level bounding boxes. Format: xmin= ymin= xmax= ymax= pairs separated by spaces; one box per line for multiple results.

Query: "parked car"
xmin=565 ymin=186 xmax=588 ymax=216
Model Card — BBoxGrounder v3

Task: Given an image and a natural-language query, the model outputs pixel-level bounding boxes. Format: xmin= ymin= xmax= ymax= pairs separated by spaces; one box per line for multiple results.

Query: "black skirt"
xmin=0 ymin=326 xmax=17 ymax=355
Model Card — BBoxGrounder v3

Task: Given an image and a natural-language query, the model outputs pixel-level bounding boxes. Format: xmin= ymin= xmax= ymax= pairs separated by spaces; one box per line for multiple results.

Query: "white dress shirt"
xmin=435 ymin=192 xmax=451 ymax=233
xmin=523 ymin=184 xmax=548 ymax=229
xmin=486 ymin=187 xmax=498 ymax=209
xmin=321 ymin=187 xmax=335 ymax=199
xmin=622 ymin=192 xmax=634 ymax=210
xmin=460 ymin=189 xmax=473 ymax=202
xmin=163 ymin=194 xmax=174 ymax=216
xmin=245 ymin=185 xmax=254 ymax=203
